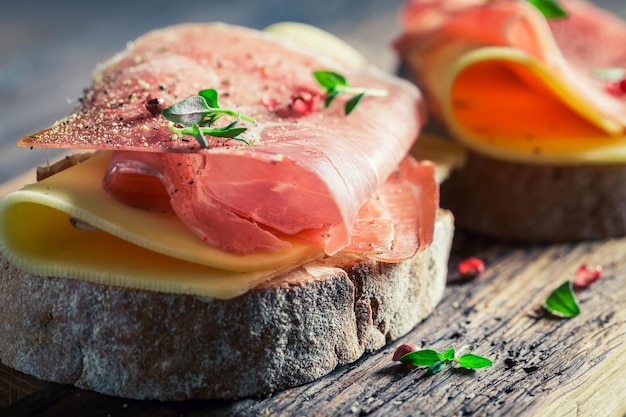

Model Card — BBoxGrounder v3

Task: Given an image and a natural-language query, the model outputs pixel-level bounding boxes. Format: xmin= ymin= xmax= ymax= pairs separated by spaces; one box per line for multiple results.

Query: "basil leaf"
xmin=313 ymin=70 xmax=347 ymax=90
xmin=544 ymin=281 xmax=580 ymax=318
xmin=162 ymin=96 xmax=211 ymax=126
xmin=399 ymin=349 xmax=442 ymax=367
xmin=345 ymin=93 xmax=364 ymax=115
xmin=527 ymin=0 xmax=568 ymax=19
xmin=199 ymin=88 xmax=220 ymax=109
xmin=456 ymin=354 xmax=493 ymax=369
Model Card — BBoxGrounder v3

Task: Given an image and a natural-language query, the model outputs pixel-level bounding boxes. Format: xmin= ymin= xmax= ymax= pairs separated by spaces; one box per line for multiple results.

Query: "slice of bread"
xmin=440 ymin=150 xmax=626 ymax=242
xmin=0 ymin=210 xmax=453 ymax=401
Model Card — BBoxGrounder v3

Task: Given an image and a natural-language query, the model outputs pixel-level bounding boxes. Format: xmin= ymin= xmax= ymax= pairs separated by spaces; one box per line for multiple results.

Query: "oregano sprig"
xmin=313 ymin=70 xmax=388 ymax=115
xmin=399 ymin=347 xmax=493 ymax=374
xmin=161 ymin=89 xmax=256 ymax=148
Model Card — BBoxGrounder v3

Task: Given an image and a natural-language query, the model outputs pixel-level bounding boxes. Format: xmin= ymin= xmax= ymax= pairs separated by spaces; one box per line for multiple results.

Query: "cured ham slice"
xmin=22 ymin=23 xmax=435 ymax=257
xmin=395 ymin=0 xmax=626 ymax=164
xmin=371 ymin=158 xmax=437 ymax=261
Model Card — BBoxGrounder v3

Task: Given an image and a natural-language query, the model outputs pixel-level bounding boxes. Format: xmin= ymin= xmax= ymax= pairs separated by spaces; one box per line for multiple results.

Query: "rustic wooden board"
xmin=0 ymin=191 xmax=625 ymax=416
xmin=1 ymin=1 xmax=626 ymax=415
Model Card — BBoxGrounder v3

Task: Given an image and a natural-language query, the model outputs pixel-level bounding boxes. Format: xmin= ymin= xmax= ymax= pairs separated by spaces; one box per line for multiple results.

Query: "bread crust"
xmin=441 ymin=151 xmax=626 ymax=242
xmin=0 ymin=210 xmax=453 ymax=401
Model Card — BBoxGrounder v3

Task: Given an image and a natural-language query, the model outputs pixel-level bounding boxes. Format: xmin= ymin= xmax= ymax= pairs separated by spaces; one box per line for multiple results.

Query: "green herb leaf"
xmin=399 ymin=349 xmax=442 ymax=367
xmin=441 ymin=348 xmax=456 ymax=362
xmin=526 ymin=0 xmax=568 ymax=19
xmin=544 ymin=281 xmax=580 ymax=318
xmin=198 ymin=88 xmax=220 ymax=109
xmin=191 ymin=121 xmax=208 ymax=149
xmin=345 ymin=93 xmax=365 ymax=115
xmin=456 ymin=354 xmax=493 ymax=369
xmin=162 ymin=89 xmax=256 ymax=148
xmin=204 ymin=126 xmax=248 ymax=139
xmin=161 ymin=96 xmax=211 ymax=126
xmin=313 ymin=70 xmax=387 ymax=115
xmin=324 ymin=90 xmax=340 ymax=109
xmin=428 ymin=361 xmax=446 ymax=375
xmin=313 ymin=70 xmax=347 ymax=90
xmin=400 ymin=347 xmax=493 ymax=374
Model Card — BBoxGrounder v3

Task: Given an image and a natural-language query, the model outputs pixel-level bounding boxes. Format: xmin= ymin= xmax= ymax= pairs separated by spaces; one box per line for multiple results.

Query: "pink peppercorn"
xmin=458 ymin=257 xmax=485 ymax=279
xmin=605 ymin=78 xmax=626 ymax=96
xmin=291 ymin=91 xmax=321 ymax=115
xmin=393 ymin=343 xmax=420 ymax=369
xmin=573 ymin=263 xmax=603 ymax=291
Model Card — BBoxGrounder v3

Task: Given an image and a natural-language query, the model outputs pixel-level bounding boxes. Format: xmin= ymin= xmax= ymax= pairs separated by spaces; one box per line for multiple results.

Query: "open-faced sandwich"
xmin=397 ymin=0 xmax=626 ymax=242
xmin=0 ymin=22 xmax=454 ymax=400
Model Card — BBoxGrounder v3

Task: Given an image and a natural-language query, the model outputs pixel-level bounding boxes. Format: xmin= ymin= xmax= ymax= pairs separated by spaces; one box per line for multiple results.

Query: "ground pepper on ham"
xmin=21 ymin=22 xmax=435 ymax=257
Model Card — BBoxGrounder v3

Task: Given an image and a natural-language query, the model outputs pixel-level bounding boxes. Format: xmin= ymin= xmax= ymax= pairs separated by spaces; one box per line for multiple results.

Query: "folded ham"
xmin=21 ymin=23 xmax=435 ymax=258
xmin=395 ymin=0 xmax=626 ymax=163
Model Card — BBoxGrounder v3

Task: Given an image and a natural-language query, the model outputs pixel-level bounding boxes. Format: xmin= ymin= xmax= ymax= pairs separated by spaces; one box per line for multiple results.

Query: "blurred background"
xmin=0 ymin=0 xmax=624 ymax=183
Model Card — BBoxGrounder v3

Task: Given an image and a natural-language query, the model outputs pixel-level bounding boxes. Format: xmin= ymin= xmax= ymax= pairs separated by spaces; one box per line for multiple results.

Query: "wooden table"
xmin=1 ymin=1 xmax=625 ymax=416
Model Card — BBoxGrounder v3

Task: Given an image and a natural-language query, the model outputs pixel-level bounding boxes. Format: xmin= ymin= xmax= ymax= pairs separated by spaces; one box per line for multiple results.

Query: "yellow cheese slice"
xmin=264 ymin=22 xmax=368 ymax=70
xmin=442 ymin=47 xmax=626 ymax=164
xmin=411 ymin=133 xmax=466 ymax=182
xmin=0 ymin=152 xmax=322 ymax=298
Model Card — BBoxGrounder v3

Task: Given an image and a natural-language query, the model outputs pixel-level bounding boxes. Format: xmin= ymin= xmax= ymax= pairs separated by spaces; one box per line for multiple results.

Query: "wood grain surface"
xmin=1 ymin=1 xmax=625 ymax=416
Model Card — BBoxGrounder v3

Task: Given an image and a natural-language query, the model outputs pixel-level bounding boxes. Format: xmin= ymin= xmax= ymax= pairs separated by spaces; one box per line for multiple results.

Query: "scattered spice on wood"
xmin=573 ymin=263 xmax=603 ymax=291
xmin=393 ymin=343 xmax=420 ymax=369
xmin=522 ymin=366 xmax=540 ymax=374
xmin=504 ymin=358 xmax=518 ymax=369
xmin=527 ymin=306 xmax=546 ymax=319
xmin=393 ymin=343 xmax=419 ymax=361
xmin=458 ymin=257 xmax=485 ymax=280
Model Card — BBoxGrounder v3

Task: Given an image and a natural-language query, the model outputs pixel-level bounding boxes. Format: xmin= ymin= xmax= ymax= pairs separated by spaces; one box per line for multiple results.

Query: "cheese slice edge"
xmin=442 ymin=47 xmax=626 ymax=164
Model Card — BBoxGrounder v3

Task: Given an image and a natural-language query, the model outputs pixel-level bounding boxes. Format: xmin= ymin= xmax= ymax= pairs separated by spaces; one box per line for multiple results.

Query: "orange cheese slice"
xmin=444 ymin=47 xmax=626 ymax=163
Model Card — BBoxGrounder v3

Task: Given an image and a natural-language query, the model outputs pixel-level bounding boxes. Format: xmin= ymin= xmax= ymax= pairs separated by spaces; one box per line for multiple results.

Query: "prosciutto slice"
xmin=22 ymin=23 xmax=435 ymax=257
xmin=395 ymin=0 xmax=626 ymax=163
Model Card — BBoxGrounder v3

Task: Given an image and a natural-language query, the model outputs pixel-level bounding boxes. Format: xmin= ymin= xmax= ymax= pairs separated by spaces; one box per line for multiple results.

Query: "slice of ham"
xmin=395 ymin=0 xmax=626 ymax=163
xmin=24 ymin=23 xmax=435 ymax=257
xmin=364 ymin=158 xmax=437 ymax=262
xmin=104 ymin=151 xmax=436 ymax=257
